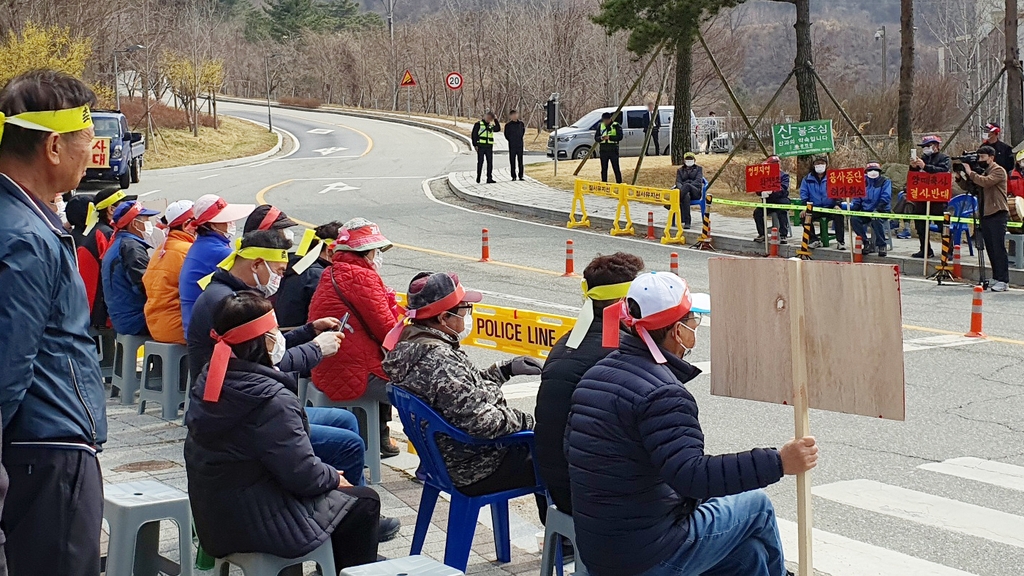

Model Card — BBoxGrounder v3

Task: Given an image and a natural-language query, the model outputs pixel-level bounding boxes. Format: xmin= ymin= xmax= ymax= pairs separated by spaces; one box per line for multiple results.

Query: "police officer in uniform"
xmin=471 ymin=111 xmax=501 ymax=184
xmin=595 ymin=112 xmax=623 ymax=183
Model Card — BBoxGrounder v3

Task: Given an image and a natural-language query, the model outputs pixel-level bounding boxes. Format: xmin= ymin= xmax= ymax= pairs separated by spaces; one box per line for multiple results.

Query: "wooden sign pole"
xmin=763 ymin=197 xmax=771 ymax=255
xmin=847 ymin=197 xmax=854 ymax=263
xmin=923 ymin=200 xmax=931 ymax=275
xmin=787 ymin=260 xmax=813 ymax=576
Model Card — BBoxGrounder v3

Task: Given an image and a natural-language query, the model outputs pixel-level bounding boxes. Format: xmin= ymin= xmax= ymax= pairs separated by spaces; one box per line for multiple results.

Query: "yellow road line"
xmin=278 ymin=112 xmax=373 ymax=157
xmin=256 ymin=180 xmax=564 ymax=277
xmin=902 ymin=324 xmax=1024 ymax=346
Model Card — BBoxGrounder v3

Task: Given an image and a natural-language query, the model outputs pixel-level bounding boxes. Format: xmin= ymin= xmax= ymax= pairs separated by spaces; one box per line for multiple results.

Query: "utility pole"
xmin=875 ymin=26 xmax=887 ymax=88
xmin=112 ymin=44 xmax=144 ymax=111
xmin=265 ymin=54 xmax=280 ymax=133
xmin=381 ymin=0 xmax=398 ymax=110
xmin=1006 ymin=0 xmax=1023 ymax=146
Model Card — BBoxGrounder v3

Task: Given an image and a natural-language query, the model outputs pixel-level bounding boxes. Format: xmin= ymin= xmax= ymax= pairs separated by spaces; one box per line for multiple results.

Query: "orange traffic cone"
xmin=965 ymin=286 xmax=986 ymax=338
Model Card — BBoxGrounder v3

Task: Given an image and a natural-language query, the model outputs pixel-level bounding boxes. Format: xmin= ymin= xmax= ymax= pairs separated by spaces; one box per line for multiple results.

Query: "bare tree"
xmin=898 ymin=0 xmax=914 ymax=160
xmin=1006 ymin=0 xmax=1022 ymax=145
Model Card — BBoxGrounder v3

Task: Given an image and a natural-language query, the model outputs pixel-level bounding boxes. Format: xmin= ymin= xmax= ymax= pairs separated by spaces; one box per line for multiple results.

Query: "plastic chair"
xmin=340 ymin=554 xmax=464 ymax=576
xmin=214 ymin=539 xmax=334 ymax=576
xmin=1007 ymin=233 xmax=1024 ymax=269
xmin=139 ymin=341 xmax=189 ymax=420
xmin=388 ymin=385 xmax=545 ymax=572
xmin=112 ymin=333 xmax=147 ymax=405
xmin=89 ymin=327 xmax=115 ymax=384
xmin=689 ymin=178 xmax=709 ymax=222
xmin=937 ymin=194 xmax=978 ymax=256
xmin=306 ymin=381 xmax=381 ymax=484
xmin=103 ymin=480 xmax=193 ymax=576
xmin=540 ymin=505 xmax=588 ymax=576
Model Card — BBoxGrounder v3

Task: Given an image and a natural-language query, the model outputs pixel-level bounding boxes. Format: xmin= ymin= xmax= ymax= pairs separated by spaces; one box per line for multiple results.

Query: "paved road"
xmin=139 ymin=102 xmax=1024 ymax=576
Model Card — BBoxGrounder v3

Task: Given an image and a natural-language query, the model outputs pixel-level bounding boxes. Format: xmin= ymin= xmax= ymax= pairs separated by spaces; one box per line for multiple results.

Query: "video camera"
xmin=952 ymin=151 xmax=981 ymax=175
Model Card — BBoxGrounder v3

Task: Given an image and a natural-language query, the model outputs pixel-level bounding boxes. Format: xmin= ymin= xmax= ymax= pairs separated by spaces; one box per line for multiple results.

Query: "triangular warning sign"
xmin=400 ymin=70 xmax=416 ymax=87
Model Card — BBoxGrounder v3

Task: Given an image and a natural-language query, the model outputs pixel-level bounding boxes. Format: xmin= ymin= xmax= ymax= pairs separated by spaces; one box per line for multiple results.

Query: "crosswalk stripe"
xmin=919 ymin=457 xmax=1024 ymax=493
xmin=814 ymin=479 xmax=1024 ymax=548
xmin=777 ymin=519 xmax=978 ymax=576
xmin=902 ymin=334 xmax=985 ymax=352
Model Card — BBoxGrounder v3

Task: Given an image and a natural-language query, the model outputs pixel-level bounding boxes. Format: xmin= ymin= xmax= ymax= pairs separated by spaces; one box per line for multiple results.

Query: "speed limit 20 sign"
xmin=446 ymin=72 xmax=463 ymax=91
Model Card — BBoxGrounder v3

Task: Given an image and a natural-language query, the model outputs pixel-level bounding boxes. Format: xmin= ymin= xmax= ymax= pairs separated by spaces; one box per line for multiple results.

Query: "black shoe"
xmin=476 ymin=176 xmax=481 ymax=184
xmin=381 ymin=437 xmax=400 ymax=458
xmin=519 ymin=177 xmax=525 ymax=181
xmin=754 ymin=235 xmax=766 ymax=243
xmin=910 ymin=250 xmax=935 ymax=259
xmin=486 ymin=179 xmax=497 ymax=184
xmin=878 ymin=251 xmax=887 ymax=257
xmin=780 ymin=237 xmax=789 ymax=245
xmin=378 ymin=516 xmax=401 ymax=542
xmin=683 ymin=223 xmax=691 ymax=230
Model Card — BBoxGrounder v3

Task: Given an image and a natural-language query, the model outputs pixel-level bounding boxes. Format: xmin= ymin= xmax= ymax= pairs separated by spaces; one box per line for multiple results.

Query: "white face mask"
xmin=814 ymin=164 xmax=826 ymax=175
xmin=867 ymin=170 xmax=880 ymax=180
xmin=268 ymin=330 xmax=287 ymax=365
xmin=684 ymin=160 xmax=695 ymax=167
xmin=254 ymin=261 xmax=282 ymax=298
xmin=458 ymin=311 xmax=473 ymax=340
xmin=283 ymin=229 xmax=295 ymax=244
xmin=923 ymin=147 xmax=934 ymax=157
xmin=141 ymin=220 xmax=155 ymax=243
xmin=674 ymin=321 xmax=698 ymax=359
xmin=54 ymin=198 xmax=66 ymax=219
xmin=225 ymin=221 xmax=237 ymax=238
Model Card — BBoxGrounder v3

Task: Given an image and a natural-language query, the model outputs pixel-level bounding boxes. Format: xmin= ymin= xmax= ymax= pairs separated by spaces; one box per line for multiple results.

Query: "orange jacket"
xmin=143 ymin=229 xmax=195 ymax=344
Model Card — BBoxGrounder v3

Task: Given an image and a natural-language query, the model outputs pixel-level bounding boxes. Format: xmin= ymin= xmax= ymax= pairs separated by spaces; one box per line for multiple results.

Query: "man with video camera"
xmin=956 ymin=145 xmax=1010 ymax=292
xmin=908 ymin=135 xmax=951 ymax=258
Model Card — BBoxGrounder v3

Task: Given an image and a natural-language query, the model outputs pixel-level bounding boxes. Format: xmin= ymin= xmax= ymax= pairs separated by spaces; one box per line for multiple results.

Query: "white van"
xmin=547 ymin=105 xmax=698 ymax=159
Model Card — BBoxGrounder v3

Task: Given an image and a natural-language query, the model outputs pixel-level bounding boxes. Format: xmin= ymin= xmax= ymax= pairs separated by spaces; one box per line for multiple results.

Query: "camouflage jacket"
xmin=382 ymin=324 xmax=534 ymax=487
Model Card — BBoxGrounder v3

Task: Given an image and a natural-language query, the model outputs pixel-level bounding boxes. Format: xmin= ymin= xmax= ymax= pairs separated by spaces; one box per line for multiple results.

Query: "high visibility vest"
xmin=476 ymin=121 xmax=494 ymax=146
xmin=599 ymin=123 xmax=620 ymax=146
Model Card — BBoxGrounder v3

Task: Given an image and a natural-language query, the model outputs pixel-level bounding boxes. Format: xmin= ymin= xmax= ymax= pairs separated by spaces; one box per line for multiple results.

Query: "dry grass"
xmin=144 ymin=117 xmax=278 ymax=170
xmin=525 ymin=151 xmax=770 ymax=217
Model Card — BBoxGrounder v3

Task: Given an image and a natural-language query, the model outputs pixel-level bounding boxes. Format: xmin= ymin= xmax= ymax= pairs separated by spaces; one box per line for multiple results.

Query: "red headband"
xmin=602 ymin=293 xmax=692 ymax=364
xmin=382 ymin=284 xmax=467 ymax=350
xmin=258 ymin=207 xmax=281 ymax=231
xmin=194 ymin=198 xmax=227 ymax=226
xmin=113 ymin=203 xmax=144 ymax=232
xmin=169 ymin=211 xmax=194 ymax=229
xmin=203 ymin=311 xmax=278 ymax=402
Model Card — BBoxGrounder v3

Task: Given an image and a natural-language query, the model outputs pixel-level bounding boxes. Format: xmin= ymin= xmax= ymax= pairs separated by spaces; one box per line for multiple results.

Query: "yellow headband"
xmin=0 ymin=105 xmax=93 ymax=143
xmin=198 ymin=239 xmax=290 ymax=290
xmin=293 ymin=229 xmax=329 ymax=275
xmin=582 ymin=280 xmax=632 ymax=301
xmin=84 ymin=190 xmax=127 ymax=235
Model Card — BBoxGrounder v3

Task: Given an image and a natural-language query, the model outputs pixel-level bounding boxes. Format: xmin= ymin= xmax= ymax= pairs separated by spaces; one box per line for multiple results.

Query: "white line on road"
xmin=919 ymin=457 xmax=1024 ymax=493
xmin=307 ymin=128 xmax=334 ymax=134
xmin=403 ymin=124 xmax=460 ymax=153
xmin=814 ymin=479 xmax=1024 ymax=548
xmin=198 ymin=174 xmax=220 ymax=180
xmin=137 ymin=189 xmax=161 ymax=197
xmin=902 ymin=334 xmax=985 ymax=352
xmin=777 ymin=519 xmax=978 ymax=576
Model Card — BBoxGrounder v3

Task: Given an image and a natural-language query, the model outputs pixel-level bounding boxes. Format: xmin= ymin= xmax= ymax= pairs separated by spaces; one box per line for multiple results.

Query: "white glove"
xmin=761 ymin=192 xmax=771 ymax=199
xmin=313 ymin=331 xmax=343 ymax=357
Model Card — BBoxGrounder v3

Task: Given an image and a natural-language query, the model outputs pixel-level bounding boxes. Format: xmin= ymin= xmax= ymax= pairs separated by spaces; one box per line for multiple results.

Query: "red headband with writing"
xmin=258 ymin=207 xmax=281 ymax=231
xmin=194 ymin=198 xmax=228 ymax=226
xmin=203 ymin=311 xmax=278 ymax=402
xmin=113 ymin=203 xmax=144 ymax=232
xmin=382 ymin=284 xmax=467 ymax=350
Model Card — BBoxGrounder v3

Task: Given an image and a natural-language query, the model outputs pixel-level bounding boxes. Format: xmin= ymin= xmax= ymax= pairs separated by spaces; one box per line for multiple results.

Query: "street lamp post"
xmin=113 ymin=44 xmax=145 ymax=111
xmin=265 ymin=54 xmax=280 ymax=133
xmin=875 ymin=26 xmax=887 ymax=88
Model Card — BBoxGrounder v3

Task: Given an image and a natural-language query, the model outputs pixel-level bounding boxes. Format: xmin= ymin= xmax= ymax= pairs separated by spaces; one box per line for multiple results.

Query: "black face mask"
xmin=978 ymin=161 xmax=989 ymax=169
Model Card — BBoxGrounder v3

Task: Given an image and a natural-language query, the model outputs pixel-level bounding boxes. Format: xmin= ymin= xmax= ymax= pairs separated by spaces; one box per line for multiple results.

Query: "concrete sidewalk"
xmin=447 ymin=169 xmax=1024 ymax=284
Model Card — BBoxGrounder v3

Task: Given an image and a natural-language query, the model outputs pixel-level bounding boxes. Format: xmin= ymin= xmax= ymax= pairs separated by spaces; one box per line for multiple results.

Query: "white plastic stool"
xmin=340 ymin=555 xmax=464 ymax=576
xmin=139 ymin=341 xmax=189 ymax=420
xmin=1007 ymin=233 xmax=1024 ymax=269
xmin=540 ymin=506 xmax=587 ymax=576
xmin=103 ymin=480 xmax=193 ymax=576
xmin=306 ymin=382 xmax=381 ymax=484
xmin=214 ymin=539 xmax=335 ymax=576
xmin=112 ymin=333 xmax=147 ymax=404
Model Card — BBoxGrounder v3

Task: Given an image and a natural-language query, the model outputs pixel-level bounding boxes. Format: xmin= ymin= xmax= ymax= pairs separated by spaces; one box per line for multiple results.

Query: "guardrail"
xmin=569 ymin=179 xmax=688 ymax=244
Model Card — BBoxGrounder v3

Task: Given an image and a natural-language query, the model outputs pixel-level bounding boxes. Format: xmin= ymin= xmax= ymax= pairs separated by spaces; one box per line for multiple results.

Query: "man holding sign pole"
xmin=567 ymin=272 xmax=817 ymax=576
xmin=908 ymin=136 xmax=951 ymax=259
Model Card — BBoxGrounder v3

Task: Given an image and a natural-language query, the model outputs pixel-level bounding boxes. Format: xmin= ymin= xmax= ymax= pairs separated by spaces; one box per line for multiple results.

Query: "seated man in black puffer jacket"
xmin=185 ymin=292 xmax=381 ymax=569
xmin=535 ymin=253 xmax=643 ymax=515
xmin=566 ymin=272 xmax=819 ymax=576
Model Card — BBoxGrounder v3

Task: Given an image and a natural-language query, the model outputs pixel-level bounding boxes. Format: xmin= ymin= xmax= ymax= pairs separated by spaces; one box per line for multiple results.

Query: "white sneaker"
xmin=809 ymin=240 xmax=822 ymax=249
xmin=837 ymin=242 xmax=846 ymax=251
xmin=991 ymin=281 xmax=1008 ymax=292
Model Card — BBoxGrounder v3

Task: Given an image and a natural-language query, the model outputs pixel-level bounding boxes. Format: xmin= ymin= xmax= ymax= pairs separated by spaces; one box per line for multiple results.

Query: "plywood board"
xmin=709 ymin=258 xmax=905 ymax=421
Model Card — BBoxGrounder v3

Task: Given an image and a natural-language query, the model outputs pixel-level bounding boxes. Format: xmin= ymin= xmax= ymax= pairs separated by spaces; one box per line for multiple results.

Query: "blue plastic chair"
xmin=690 ymin=177 xmax=709 ymax=221
xmin=929 ymin=194 xmax=977 ymax=255
xmin=388 ymin=385 xmax=544 ymax=572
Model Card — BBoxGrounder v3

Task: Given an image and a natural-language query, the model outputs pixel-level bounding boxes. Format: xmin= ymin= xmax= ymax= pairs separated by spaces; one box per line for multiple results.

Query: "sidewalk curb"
xmin=446 ymin=173 xmax=1024 ymax=285
xmin=147 ymin=116 xmax=287 ymax=175
xmin=217 ymin=96 xmax=473 ymax=151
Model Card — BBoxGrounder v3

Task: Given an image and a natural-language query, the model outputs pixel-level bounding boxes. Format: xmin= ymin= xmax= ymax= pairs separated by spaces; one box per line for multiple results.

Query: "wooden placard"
xmin=708 ymin=258 xmax=905 ymax=421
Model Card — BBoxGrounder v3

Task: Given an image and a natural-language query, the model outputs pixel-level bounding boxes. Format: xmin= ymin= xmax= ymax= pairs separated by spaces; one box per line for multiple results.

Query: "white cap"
xmin=163 ymin=200 xmax=195 ymax=228
xmin=193 ymin=194 xmax=255 ymax=225
xmin=607 ymin=272 xmax=709 ymax=364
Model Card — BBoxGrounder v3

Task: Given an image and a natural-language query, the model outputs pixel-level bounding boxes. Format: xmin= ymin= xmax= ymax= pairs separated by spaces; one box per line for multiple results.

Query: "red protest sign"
xmin=745 ymin=163 xmax=781 ymax=193
xmin=906 ymin=171 xmax=953 ymax=203
xmin=827 ymin=168 xmax=867 ymax=199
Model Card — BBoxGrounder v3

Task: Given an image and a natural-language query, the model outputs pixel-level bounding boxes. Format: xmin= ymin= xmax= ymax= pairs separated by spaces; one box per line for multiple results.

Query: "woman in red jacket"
xmin=309 ymin=218 xmax=401 ymax=457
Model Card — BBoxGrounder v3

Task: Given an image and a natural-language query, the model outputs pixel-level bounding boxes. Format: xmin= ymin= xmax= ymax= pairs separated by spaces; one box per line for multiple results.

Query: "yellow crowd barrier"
xmin=394 ymin=293 xmax=576 ymax=359
xmin=569 ymin=179 xmax=687 ymax=244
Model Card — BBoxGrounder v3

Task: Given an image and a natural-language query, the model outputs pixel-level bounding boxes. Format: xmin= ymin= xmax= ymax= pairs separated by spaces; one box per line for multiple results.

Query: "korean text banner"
xmin=772 ymin=120 xmax=835 ymax=158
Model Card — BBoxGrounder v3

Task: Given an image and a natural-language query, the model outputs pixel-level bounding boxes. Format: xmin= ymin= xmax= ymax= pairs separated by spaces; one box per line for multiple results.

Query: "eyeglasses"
xmin=684 ymin=314 xmax=704 ymax=328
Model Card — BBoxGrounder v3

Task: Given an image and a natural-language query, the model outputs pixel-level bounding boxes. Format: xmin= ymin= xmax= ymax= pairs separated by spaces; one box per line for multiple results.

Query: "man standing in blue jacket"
xmin=799 ymin=155 xmax=845 ymax=250
xmin=102 ymin=200 xmax=160 ymax=335
xmin=851 ymin=162 xmax=892 ymax=257
xmin=0 ymin=70 xmax=108 ymax=575
xmin=567 ymin=272 xmax=818 ymax=576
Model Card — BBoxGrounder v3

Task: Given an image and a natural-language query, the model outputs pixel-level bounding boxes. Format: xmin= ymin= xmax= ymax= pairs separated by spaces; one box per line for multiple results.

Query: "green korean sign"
xmin=771 ymin=119 xmax=835 ymax=157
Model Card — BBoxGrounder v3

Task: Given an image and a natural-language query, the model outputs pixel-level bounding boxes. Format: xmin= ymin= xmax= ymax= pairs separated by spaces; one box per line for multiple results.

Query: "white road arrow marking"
xmin=307 ymin=128 xmax=334 ymax=135
xmin=313 ymin=146 xmax=348 ymax=156
xmin=318 ymin=181 xmax=360 ymax=194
